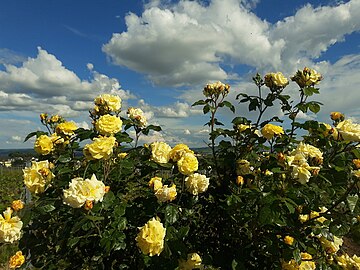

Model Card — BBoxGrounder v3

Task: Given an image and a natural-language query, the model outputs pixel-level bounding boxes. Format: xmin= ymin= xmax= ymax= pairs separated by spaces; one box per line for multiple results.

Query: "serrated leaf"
xmin=165 ymin=205 xmax=179 ymax=225
xmin=346 ymin=194 xmax=358 ymax=213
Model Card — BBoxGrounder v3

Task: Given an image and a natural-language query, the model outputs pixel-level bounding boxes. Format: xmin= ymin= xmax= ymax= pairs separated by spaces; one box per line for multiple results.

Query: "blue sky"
xmin=0 ymin=0 xmax=359 ymax=148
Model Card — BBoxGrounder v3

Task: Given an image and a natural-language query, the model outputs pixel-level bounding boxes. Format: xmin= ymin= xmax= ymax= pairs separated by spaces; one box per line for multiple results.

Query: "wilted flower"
xmin=150 ymin=141 xmax=172 ymax=164
xmin=63 ymin=174 xmax=106 ymax=208
xmin=353 ymin=159 xmax=360 ymax=169
xmin=330 ymin=112 xmax=344 ymax=121
xmin=83 ymin=136 xmax=116 ymax=160
xmin=95 ymin=114 xmax=122 ymax=135
xmin=185 ymin=173 xmax=209 ymax=195
xmin=127 ymin=107 xmax=147 ymax=127
xmin=236 ymin=159 xmax=251 ymax=175
xmin=136 ymin=217 xmax=166 ymax=256
xmin=261 ymin=123 xmax=284 ymax=140
xmin=177 ymin=152 xmax=199 ymax=175
xmin=178 ymin=253 xmax=203 ymax=270
xmin=11 ymin=200 xmax=24 ymax=212
xmin=291 ymin=67 xmax=322 ymax=88
xmin=34 ymin=134 xmax=54 ymax=155
xmin=0 ymin=208 xmax=23 ymax=243
xmin=155 ymin=184 xmax=177 ymax=202
xmin=8 ymin=251 xmax=25 ymax=269
xmin=23 ymin=160 xmax=54 ymax=194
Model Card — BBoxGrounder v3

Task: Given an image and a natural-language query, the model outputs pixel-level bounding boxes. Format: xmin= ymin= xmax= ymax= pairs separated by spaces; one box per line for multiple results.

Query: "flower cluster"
xmin=150 ymin=142 xmax=199 ymax=176
xmin=291 ymin=67 xmax=322 ymax=87
xmin=203 ymin=81 xmax=230 ymax=98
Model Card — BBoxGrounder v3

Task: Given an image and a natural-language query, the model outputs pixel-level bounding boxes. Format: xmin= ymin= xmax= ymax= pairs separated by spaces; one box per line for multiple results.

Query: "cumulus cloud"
xmin=103 ymin=0 xmax=360 ymax=87
xmin=0 ymin=47 xmax=135 ymax=116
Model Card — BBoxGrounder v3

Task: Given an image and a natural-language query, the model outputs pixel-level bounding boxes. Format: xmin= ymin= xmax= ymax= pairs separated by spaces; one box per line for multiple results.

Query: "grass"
xmin=0 ymin=167 xmax=24 ymax=269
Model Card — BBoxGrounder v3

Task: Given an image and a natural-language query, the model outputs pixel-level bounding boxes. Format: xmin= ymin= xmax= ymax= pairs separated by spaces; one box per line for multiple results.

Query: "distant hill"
xmin=0 ymin=149 xmax=36 ymax=159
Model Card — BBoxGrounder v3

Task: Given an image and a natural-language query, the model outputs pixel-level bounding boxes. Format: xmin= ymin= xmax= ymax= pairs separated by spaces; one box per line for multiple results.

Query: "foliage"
xmin=1 ymin=68 xmax=360 ymax=269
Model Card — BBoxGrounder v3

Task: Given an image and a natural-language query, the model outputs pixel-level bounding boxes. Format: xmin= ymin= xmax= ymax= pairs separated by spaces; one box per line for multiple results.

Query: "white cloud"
xmin=103 ymin=0 xmax=360 ymax=87
xmin=0 ymin=47 xmax=135 ymax=116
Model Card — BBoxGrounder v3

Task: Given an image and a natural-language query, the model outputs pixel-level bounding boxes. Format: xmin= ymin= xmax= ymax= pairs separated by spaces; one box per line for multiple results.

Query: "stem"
xmin=289 ymin=91 xmax=307 ymax=139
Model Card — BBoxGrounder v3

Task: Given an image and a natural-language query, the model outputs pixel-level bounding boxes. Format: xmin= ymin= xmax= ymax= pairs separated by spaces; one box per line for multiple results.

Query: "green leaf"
xmin=58 ymin=154 xmax=72 ymax=163
xmin=346 ymin=194 xmax=358 ymax=213
xmin=142 ymin=125 xmax=162 ymax=135
xmin=24 ymin=131 xmax=47 ymax=142
xmin=329 ymin=222 xmax=350 ymax=236
xmin=249 ymin=99 xmax=259 ymax=111
xmin=192 ymin=100 xmax=206 ymax=106
xmin=308 ymin=102 xmax=321 ymax=114
xmin=85 ymin=215 xmax=105 ymax=221
xmin=164 ymin=204 xmax=179 ymax=225
xmin=203 ymin=104 xmax=211 ymax=114
xmin=115 ymin=131 xmax=133 ymax=142
xmin=220 ymin=101 xmax=235 ymax=113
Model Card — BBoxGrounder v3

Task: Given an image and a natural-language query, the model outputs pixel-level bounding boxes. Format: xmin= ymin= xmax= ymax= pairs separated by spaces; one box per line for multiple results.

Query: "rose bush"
xmin=1 ymin=67 xmax=360 ymax=269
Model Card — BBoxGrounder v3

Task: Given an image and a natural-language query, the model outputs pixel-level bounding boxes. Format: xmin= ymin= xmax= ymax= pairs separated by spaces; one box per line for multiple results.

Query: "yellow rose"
xmin=203 ymin=81 xmax=230 ymax=97
xmin=50 ymin=133 xmax=67 ymax=146
xmin=237 ymin=124 xmax=251 ymax=132
xmin=353 ymin=159 xmax=360 ymax=169
xmin=11 ymin=200 xmax=24 ymax=212
xmin=95 ymin=114 xmax=122 ymax=135
xmin=264 ymin=72 xmax=289 ymax=88
xmin=330 ymin=112 xmax=344 ymax=121
xmin=127 ymin=107 xmax=147 ymax=127
xmin=336 ymin=253 xmax=360 ymax=269
xmin=149 ymin=177 xmax=163 ymax=191
xmin=83 ymin=136 xmax=116 ymax=160
xmin=185 ymin=173 xmax=209 ymax=195
xmin=336 ymin=119 xmax=360 ymax=142
xmin=118 ymin=152 xmax=128 ymax=159
xmin=178 ymin=253 xmax=202 ymax=270
xmin=8 ymin=251 xmax=25 ymax=269
xmin=55 ymin=121 xmax=78 ymax=136
xmin=63 ymin=174 xmax=106 ymax=208
xmin=150 ymin=141 xmax=172 ymax=164
xmin=293 ymin=142 xmax=323 ymax=163
xmin=94 ymin=94 xmax=122 ymax=113
xmin=177 ymin=152 xmax=198 ymax=175
xmin=291 ymin=67 xmax=322 ymax=88
xmin=319 ymin=235 xmax=343 ymax=254
xmin=23 ymin=160 xmax=54 ymax=194
xmin=169 ymin=144 xmax=193 ymax=162
xmin=40 ymin=113 xmax=48 ymax=121
xmin=136 ymin=217 xmax=166 ymax=256
xmin=261 ymin=123 xmax=284 ymax=140
xmin=284 ymin=236 xmax=294 ymax=245
xmin=34 ymin=134 xmax=54 ymax=155
xmin=155 ymin=184 xmax=177 ymax=202
xmin=0 ymin=208 xmax=23 ymax=243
